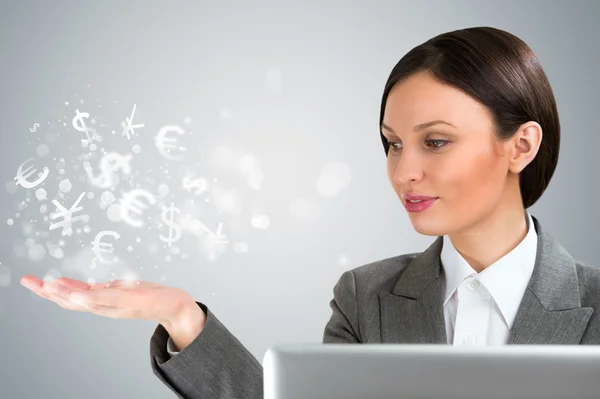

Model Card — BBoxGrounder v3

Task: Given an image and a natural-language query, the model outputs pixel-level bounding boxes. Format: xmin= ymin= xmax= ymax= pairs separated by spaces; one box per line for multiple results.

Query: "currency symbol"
xmin=14 ymin=158 xmax=49 ymax=189
xmin=84 ymin=152 xmax=132 ymax=188
xmin=190 ymin=219 xmax=228 ymax=243
xmin=159 ymin=203 xmax=182 ymax=247
xmin=119 ymin=189 xmax=156 ymax=227
xmin=210 ymin=223 xmax=228 ymax=244
xmin=155 ymin=125 xmax=187 ymax=160
xmin=121 ymin=104 xmax=145 ymax=140
xmin=49 ymin=192 xmax=89 ymax=235
xmin=89 ymin=257 xmax=98 ymax=269
xmin=91 ymin=230 xmax=120 ymax=264
xmin=72 ymin=109 xmax=102 ymax=148
xmin=182 ymin=176 xmax=208 ymax=196
xmin=30 ymin=123 xmax=40 ymax=132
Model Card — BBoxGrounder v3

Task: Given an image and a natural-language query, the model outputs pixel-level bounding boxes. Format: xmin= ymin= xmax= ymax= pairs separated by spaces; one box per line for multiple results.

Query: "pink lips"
xmin=402 ymin=194 xmax=438 ymax=213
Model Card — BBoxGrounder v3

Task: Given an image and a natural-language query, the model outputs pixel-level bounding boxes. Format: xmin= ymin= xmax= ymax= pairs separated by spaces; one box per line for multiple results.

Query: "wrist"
xmin=162 ymin=299 xmax=206 ymax=351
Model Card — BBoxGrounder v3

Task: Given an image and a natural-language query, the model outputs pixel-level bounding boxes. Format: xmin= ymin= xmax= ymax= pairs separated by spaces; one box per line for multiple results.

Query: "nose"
xmin=392 ymin=147 xmax=424 ymax=185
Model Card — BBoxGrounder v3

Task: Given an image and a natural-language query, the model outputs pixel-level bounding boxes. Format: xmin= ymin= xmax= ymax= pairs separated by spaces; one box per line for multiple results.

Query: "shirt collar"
xmin=440 ymin=210 xmax=538 ymax=328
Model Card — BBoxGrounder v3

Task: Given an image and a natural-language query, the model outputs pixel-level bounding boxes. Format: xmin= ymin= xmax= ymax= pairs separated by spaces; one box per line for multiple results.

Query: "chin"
xmin=408 ymin=215 xmax=448 ymax=237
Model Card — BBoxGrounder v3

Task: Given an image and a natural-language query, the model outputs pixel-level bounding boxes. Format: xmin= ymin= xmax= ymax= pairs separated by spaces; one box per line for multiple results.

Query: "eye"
xmin=425 ymin=140 xmax=449 ymax=150
xmin=387 ymin=139 xmax=449 ymax=154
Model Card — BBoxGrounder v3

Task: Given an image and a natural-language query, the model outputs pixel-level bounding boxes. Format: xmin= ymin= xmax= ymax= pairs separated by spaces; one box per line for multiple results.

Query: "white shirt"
xmin=441 ymin=210 xmax=537 ymax=346
xmin=165 ymin=211 xmax=538 ymax=356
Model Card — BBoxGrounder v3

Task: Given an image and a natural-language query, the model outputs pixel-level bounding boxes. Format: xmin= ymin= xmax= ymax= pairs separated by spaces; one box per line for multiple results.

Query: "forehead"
xmin=383 ymin=71 xmax=493 ymax=131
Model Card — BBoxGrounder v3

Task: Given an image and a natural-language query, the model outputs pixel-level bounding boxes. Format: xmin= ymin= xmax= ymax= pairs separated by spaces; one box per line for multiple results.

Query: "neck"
xmin=447 ymin=194 xmax=528 ymax=274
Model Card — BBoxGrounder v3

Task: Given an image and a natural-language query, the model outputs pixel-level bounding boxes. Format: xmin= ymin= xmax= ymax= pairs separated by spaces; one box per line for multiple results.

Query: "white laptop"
xmin=263 ymin=344 xmax=600 ymax=399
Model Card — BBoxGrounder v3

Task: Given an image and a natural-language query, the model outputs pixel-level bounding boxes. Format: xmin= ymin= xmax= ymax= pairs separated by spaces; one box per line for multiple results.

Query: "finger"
xmin=31 ymin=283 xmax=89 ymax=312
xmin=68 ymin=291 xmax=147 ymax=319
xmin=20 ymin=275 xmax=44 ymax=290
xmin=54 ymin=277 xmax=91 ymax=290
xmin=69 ymin=286 xmax=147 ymax=308
xmin=89 ymin=279 xmax=143 ymax=290
xmin=41 ymin=281 xmax=92 ymax=311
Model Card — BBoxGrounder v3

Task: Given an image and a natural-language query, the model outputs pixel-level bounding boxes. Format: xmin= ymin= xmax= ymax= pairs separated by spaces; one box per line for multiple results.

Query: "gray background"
xmin=1 ymin=1 xmax=599 ymax=398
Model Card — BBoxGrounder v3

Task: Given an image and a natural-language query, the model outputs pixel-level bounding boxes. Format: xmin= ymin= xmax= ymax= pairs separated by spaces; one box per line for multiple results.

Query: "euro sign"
xmin=14 ymin=158 xmax=49 ymax=189
xmin=119 ymin=189 xmax=156 ymax=227
xmin=155 ymin=125 xmax=186 ymax=161
xmin=91 ymin=230 xmax=120 ymax=264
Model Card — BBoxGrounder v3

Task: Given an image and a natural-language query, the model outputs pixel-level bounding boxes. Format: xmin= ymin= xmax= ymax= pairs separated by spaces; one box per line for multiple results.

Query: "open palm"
xmin=20 ymin=275 xmax=194 ymax=326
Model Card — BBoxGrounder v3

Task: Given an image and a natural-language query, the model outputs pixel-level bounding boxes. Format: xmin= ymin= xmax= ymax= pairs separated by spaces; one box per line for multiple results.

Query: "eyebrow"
xmin=380 ymin=120 xmax=457 ymax=135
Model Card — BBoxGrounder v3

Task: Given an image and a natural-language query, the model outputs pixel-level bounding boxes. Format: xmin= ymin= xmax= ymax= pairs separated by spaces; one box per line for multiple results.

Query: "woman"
xmin=19 ymin=26 xmax=600 ymax=399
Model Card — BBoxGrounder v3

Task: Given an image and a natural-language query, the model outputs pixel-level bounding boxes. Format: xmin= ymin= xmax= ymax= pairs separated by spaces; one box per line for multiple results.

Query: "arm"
xmin=150 ymin=270 xmax=360 ymax=398
xmin=323 ymin=270 xmax=361 ymax=343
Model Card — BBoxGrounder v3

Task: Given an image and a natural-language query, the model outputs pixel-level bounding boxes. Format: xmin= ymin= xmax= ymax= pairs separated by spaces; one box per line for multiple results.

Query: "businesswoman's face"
xmin=381 ymin=71 xmax=520 ymax=237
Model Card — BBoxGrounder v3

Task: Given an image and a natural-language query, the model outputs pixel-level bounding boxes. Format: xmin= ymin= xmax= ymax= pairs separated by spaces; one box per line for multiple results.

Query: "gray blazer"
xmin=149 ymin=215 xmax=600 ymax=398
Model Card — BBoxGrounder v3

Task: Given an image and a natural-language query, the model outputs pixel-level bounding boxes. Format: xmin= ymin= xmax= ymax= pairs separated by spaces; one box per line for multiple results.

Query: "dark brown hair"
xmin=379 ymin=26 xmax=560 ymax=209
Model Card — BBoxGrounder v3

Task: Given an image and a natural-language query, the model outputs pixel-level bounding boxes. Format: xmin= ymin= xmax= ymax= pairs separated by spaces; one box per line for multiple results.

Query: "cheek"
xmin=436 ymin=151 xmax=506 ymax=202
xmin=386 ymin=158 xmax=397 ymax=185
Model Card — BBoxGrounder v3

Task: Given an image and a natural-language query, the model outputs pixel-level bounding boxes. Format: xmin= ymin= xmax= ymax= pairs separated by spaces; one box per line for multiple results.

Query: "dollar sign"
xmin=72 ymin=109 xmax=100 ymax=147
xmin=29 ymin=123 xmax=40 ymax=132
xmin=159 ymin=203 xmax=182 ymax=247
xmin=86 ymin=153 xmax=132 ymax=188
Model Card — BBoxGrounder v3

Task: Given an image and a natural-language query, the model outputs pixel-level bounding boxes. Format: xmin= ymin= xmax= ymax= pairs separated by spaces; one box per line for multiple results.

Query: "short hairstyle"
xmin=379 ymin=26 xmax=560 ymax=209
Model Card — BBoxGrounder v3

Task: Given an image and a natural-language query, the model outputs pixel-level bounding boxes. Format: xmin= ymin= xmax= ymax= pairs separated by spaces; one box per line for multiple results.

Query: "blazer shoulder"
xmin=575 ymin=260 xmax=600 ymax=307
xmin=346 ymin=251 xmax=421 ymax=293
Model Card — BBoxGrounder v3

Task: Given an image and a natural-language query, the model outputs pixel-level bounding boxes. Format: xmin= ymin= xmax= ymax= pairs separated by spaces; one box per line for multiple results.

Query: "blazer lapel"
xmin=379 ymin=236 xmax=448 ymax=344
xmin=507 ymin=215 xmax=593 ymax=344
xmin=379 ymin=215 xmax=593 ymax=345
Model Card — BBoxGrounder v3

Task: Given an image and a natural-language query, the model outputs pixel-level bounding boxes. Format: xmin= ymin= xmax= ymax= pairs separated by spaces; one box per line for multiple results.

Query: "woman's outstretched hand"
xmin=20 ymin=275 xmax=207 ymax=351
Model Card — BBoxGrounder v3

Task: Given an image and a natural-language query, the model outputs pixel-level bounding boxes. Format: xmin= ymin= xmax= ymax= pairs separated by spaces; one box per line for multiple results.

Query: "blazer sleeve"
xmin=149 ymin=270 xmax=360 ymax=398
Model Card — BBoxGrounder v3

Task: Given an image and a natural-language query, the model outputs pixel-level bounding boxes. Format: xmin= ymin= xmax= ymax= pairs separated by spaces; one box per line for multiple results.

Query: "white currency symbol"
xmin=72 ymin=109 xmax=102 ymax=147
xmin=121 ymin=104 xmax=145 ymax=140
xmin=159 ymin=203 xmax=182 ymax=247
xmin=14 ymin=158 xmax=49 ymax=189
xmin=119 ymin=189 xmax=156 ymax=227
xmin=190 ymin=219 xmax=228 ymax=243
xmin=182 ymin=176 xmax=208 ymax=196
xmin=155 ymin=125 xmax=187 ymax=160
xmin=85 ymin=152 xmax=132 ymax=188
xmin=91 ymin=230 xmax=120 ymax=264
xmin=30 ymin=123 xmax=40 ymax=132
xmin=49 ymin=192 xmax=89 ymax=235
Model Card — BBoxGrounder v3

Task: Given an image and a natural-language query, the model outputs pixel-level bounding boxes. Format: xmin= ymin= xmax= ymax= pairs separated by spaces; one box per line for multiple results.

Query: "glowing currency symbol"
xmin=89 ymin=258 xmax=98 ymax=269
xmin=29 ymin=123 xmax=40 ymax=132
xmin=72 ymin=109 xmax=102 ymax=148
xmin=198 ymin=222 xmax=228 ymax=261
xmin=182 ymin=176 xmax=208 ymax=196
xmin=190 ymin=219 xmax=228 ymax=243
xmin=155 ymin=125 xmax=186 ymax=160
xmin=49 ymin=192 xmax=89 ymax=235
xmin=119 ymin=189 xmax=156 ymax=227
xmin=85 ymin=152 xmax=132 ymax=188
xmin=210 ymin=223 xmax=228 ymax=244
xmin=14 ymin=158 xmax=49 ymax=189
xmin=121 ymin=104 xmax=145 ymax=140
xmin=159 ymin=203 xmax=181 ymax=247
xmin=91 ymin=230 xmax=120 ymax=264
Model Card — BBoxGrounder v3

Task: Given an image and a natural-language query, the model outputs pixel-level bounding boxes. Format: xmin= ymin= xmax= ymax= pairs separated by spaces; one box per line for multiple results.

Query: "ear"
xmin=508 ymin=121 xmax=543 ymax=174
